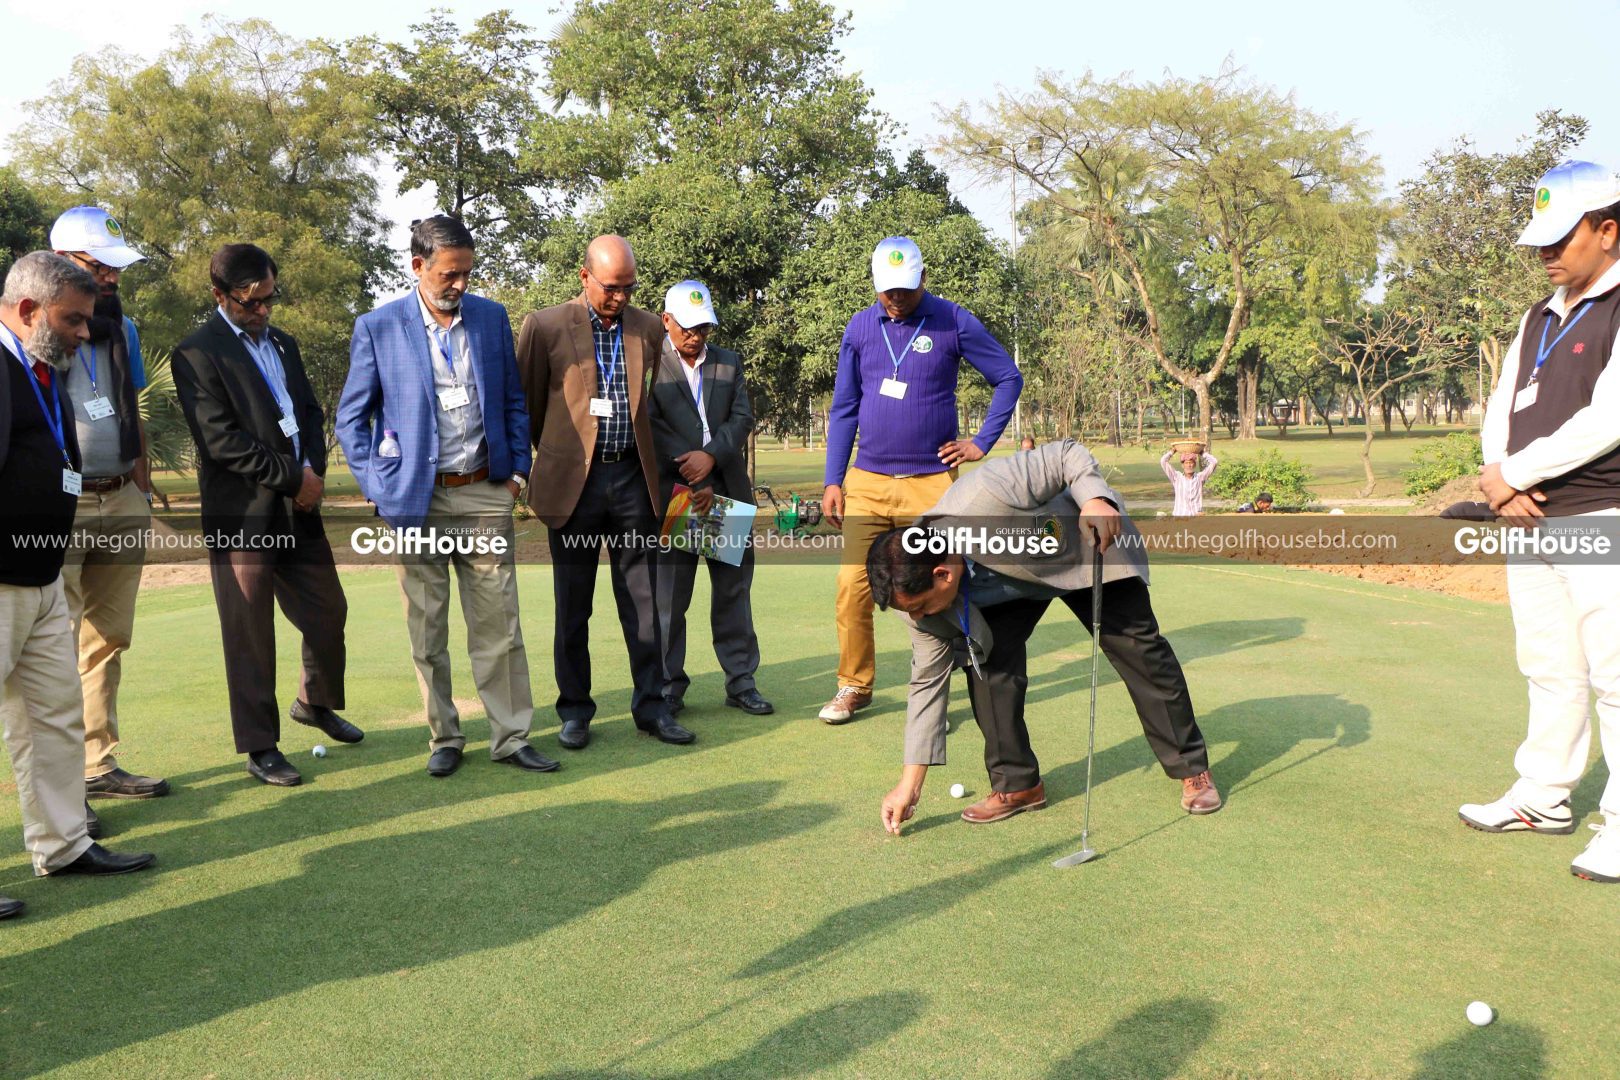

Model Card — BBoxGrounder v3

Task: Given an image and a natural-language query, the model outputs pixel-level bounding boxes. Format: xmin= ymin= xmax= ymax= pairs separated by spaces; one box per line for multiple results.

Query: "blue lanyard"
xmin=3 ymin=327 xmax=69 ymax=466
xmin=880 ymin=315 xmax=927 ymax=378
xmin=596 ymin=320 xmax=623 ymax=394
xmin=76 ymin=344 xmax=98 ymax=390
xmin=690 ymin=358 xmax=704 ymax=410
xmin=431 ymin=326 xmax=461 ymax=385
xmin=958 ymin=587 xmax=984 ymax=679
xmin=240 ymin=332 xmax=292 ymax=420
xmin=1531 ymin=303 xmax=1592 ymax=382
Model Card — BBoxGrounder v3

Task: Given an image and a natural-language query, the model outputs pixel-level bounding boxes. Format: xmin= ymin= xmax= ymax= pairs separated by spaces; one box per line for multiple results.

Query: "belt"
xmin=82 ymin=471 xmax=133 ymax=494
xmin=596 ymin=448 xmax=634 ymax=464
xmin=435 ymin=466 xmax=490 ymax=488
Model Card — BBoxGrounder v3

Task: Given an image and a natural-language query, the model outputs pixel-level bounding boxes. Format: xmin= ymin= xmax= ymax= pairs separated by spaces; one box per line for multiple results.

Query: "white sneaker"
xmin=1458 ymin=792 xmax=1576 ymax=834
xmin=818 ymin=686 xmax=872 ymax=725
xmin=1571 ymin=819 xmax=1620 ymax=884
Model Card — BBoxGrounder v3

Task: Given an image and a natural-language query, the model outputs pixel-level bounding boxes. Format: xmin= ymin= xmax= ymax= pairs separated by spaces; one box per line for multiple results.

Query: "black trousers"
xmin=657 ymin=542 xmax=760 ymax=701
xmin=547 ymin=455 xmax=665 ymax=726
xmin=207 ymin=521 xmax=347 ymax=754
xmin=966 ymin=577 xmax=1208 ymax=793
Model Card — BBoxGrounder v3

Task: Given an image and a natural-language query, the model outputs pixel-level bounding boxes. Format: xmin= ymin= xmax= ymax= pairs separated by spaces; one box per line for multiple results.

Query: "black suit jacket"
xmin=173 ymin=312 xmax=327 ymax=542
xmin=647 ymin=341 xmax=754 ymax=506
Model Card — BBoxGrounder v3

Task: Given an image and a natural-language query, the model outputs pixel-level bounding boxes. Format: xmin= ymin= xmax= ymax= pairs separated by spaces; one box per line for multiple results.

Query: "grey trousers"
xmin=657 ymin=543 xmax=760 ymax=701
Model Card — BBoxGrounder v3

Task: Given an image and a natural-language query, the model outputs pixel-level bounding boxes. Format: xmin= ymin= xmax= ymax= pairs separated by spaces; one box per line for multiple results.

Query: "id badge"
xmin=1513 ymin=382 xmax=1538 ymax=412
xmin=880 ymin=378 xmax=908 ymax=400
xmin=438 ymin=385 xmax=471 ymax=411
xmin=84 ymin=396 xmax=115 ymax=421
xmin=278 ymin=415 xmax=299 ymax=438
xmin=589 ymin=397 xmax=614 ymax=418
xmin=63 ymin=469 xmax=82 ymax=496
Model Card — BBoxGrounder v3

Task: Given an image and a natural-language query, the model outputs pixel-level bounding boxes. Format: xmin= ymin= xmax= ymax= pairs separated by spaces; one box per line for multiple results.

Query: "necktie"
xmin=32 ymin=360 xmax=51 ymax=389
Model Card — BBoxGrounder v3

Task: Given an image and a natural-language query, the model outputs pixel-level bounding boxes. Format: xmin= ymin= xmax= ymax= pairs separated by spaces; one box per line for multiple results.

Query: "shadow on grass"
xmin=1045 ymin=996 xmax=1220 ymax=1079
xmin=533 ymin=992 xmax=926 ymax=1080
xmin=1411 ymin=1019 xmax=1547 ymax=1079
xmin=0 ymin=782 xmax=834 ymax=1078
xmin=1571 ymin=760 xmax=1611 ymax=824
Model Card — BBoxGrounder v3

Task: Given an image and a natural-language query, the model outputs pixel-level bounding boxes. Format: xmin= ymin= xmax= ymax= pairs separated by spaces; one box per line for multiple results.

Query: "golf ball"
xmin=950 ymin=783 xmax=966 ymax=798
xmin=1466 ymin=1001 xmax=1494 ymax=1027
xmin=312 ymin=744 xmax=327 ymax=758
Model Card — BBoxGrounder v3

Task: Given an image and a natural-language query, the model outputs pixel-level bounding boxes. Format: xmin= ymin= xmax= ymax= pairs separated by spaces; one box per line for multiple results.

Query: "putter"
xmin=1053 ymin=538 xmax=1106 ymax=869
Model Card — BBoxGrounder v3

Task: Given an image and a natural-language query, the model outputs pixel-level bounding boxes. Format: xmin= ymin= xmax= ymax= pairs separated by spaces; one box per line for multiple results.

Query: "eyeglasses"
xmin=587 ymin=269 xmax=638 ymax=297
xmin=228 ymin=289 xmax=284 ymax=312
xmin=66 ymin=253 xmax=120 ymax=278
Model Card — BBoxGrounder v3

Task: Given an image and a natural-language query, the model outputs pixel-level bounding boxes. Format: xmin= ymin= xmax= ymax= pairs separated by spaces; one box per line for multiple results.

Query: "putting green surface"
xmin=1 ymin=563 xmax=1614 ymax=1078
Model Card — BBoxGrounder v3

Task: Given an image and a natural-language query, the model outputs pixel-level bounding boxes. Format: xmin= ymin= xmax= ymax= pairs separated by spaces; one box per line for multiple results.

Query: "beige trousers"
xmin=60 ymin=480 xmax=149 ymax=778
xmin=395 ymin=480 xmax=533 ymax=759
xmin=0 ymin=579 xmax=94 ymax=874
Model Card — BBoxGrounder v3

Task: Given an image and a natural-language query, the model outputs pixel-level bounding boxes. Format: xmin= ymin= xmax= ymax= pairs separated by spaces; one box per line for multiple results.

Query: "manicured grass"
xmin=0 ymin=562 xmax=1613 ymax=1077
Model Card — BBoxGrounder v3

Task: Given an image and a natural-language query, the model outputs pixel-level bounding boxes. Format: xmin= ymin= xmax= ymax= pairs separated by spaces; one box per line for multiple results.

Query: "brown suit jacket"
xmin=516 ymin=293 xmax=664 ymax=528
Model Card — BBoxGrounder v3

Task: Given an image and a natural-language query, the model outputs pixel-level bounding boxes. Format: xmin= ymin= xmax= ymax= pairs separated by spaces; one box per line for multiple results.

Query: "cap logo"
xmin=887 ymin=249 xmax=905 ymax=266
xmin=689 ymin=290 xmax=705 ymax=305
xmin=912 ymin=335 xmax=933 ymax=354
xmin=1535 ymin=187 xmax=1551 ymax=212
xmin=105 ymin=216 xmax=123 ymax=237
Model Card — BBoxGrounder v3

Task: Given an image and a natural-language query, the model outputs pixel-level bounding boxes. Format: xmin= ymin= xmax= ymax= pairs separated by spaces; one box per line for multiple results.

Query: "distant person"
xmin=819 ymin=236 xmax=1023 ymax=724
xmin=337 ymin=216 xmax=556 ymax=779
xmin=1 ymin=252 xmax=156 ymax=918
xmin=1019 ymin=435 xmax=1035 ymax=451
xmin=1459 ymin=160 xmax=1620 ymax=886
xmin=647 ymin=280 xmax=772 ymax=718
xmin=172 ymin=244 xmax=362 ymax=788
xmin=1237 ymin=492 xmax=1274 ymax=514
xmin=1161 ymin=447 xmax=1218 ymax=517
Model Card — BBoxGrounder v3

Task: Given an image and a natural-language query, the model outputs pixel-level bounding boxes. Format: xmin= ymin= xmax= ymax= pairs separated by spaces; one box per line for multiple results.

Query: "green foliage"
xmin=11 ymin=18 xmax=392 ymax=433
xmin=135 ymin=350 xmax=193 ymax=474
xmin=0 ymin=167 xmax=52 ymax=281
xmin=1402 ymin=432 xmax=1483 ymax=497
xmin=1205 ymin=448 xmax=1316 ymax=507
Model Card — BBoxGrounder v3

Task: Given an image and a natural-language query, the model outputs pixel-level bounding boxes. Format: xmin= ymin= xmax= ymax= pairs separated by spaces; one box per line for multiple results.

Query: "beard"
xmin=87 ymin=288 xmax=124 ymax=344
xmin=26 ymin=321 xmax=75 ymax=371
xmin=424 ymin=289 xmax=461 ymax=314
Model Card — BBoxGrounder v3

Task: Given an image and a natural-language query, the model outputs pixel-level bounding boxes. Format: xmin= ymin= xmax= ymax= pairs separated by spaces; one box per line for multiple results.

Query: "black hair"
xmin=411 ymin=215 xmax=475 ymax=261
xmin=1583 ymin=199 xmax=1620 ymax=231
xmin=1256 ymin=491 xmax=1273 ymax=503
xmin=209 ymin=244 xmax=278 ymax=293
xmin=866 ymin=527 xmax=949 ymax=610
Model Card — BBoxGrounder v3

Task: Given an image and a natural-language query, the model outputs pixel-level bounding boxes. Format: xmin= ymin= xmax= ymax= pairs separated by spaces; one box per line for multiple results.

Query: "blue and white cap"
xmin=871 ymin=236 xmax=924 ymax=292
xmin=1517 ymin=160 xmax=1620 ymax=247
xmin=49 ymin=206 xmax=145 ymax=268
xmin=663 ymin=279 xmax=717 ymax=329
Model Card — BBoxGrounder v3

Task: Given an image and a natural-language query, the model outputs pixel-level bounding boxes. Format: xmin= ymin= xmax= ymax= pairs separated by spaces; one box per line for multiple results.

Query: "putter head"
xmin=1052 ymin=847 xmax=1099 ymax=868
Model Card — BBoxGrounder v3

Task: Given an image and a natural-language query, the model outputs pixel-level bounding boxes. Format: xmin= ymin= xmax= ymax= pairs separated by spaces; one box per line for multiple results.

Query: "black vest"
xmin=1506 ymin=283 xmax=1620 ymax=515
xmin=1 ymin=354 xmax=82 ymax=586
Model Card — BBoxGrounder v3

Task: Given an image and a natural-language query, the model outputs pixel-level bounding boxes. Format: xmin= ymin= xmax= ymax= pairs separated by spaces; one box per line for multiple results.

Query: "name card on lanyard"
xmin=880 ymin=315 xmax=927 ymax=400
xmin=3 ymin=326 xmax=79 ymax=494
xmin=590 ymin=323 xmax=623 ymax=418
xmin=1517 ymin=303 xmax=1591 ymax=413
xmin=431 ymin=326 xmax=471 ymax=411
xmin=76 ymin=345 xmax=115 ymax=420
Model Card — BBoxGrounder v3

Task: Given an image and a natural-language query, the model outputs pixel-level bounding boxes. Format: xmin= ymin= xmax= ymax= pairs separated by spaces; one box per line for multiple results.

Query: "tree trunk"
xmin=1380 ymin=393 xmax=1394 ymax=434
xmin=1395 ymin=396 xmax=1414 ymax=432
xmin=1235 ymin=352 xmax=1260 ymax=440
xmin=1359 ymin=401 xmax=1377 ymax=497
xmin=1194 ymin=381 xmax=1214 ymax=447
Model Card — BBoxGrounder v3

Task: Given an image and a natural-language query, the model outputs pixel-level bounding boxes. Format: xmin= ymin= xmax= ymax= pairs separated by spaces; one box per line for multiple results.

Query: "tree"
xmin=942 ymin=67 xmax=1382 ymax=444
xmin=0 ymin=167 xmax=53 ymax=282
xmin=351 ymin=10 xmax=549 ymax=275
xmin=11 ymin=18 xmax=392 ymax=432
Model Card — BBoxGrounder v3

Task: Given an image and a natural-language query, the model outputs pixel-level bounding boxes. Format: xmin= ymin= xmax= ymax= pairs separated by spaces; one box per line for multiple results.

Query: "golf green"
xmin=1 ymin=563 xmax=1614 ymax=1078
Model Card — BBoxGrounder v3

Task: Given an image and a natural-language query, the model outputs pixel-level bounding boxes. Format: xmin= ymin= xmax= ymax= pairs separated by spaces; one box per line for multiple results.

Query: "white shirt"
xmin=675 ymin=343 xmax=711 ymax=445
xmin=1483 ymin=258 xmax=1620 ymax=491
xmin=417 ymin=290 xmax=488 ymax=475
xmin=1161 ymin=451 xmax=1217 ymax=516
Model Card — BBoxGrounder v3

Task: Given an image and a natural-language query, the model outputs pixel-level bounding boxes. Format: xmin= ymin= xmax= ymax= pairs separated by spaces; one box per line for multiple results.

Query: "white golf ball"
xmin=950 ymin=783 xmax=966 ymax=799
xmin=312 ymin=744 xmax=327 ymax=758
xmin=1466 ymin=1001 xmax=1494 ymax=1026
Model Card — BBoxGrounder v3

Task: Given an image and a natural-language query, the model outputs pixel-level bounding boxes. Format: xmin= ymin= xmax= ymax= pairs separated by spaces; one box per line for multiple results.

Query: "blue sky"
xmin=1 ymin=0 xmax=1614 ymax=248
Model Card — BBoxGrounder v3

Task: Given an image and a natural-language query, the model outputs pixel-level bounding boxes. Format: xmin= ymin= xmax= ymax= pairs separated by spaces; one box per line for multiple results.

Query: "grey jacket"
xmin=901 ymin=439 xmax=1149 ymax=766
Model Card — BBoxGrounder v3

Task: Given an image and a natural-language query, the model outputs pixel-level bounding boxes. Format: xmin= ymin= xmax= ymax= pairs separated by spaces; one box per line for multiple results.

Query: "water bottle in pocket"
xmin=378 ymin=429 xmax=401 ymax=459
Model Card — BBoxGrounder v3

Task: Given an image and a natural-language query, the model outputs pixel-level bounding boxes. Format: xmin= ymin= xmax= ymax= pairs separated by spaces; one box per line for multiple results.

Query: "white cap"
xmin=1516 ymin=160 xmax=1620 ymax=247
xmin=663 ymin=280 xmax=717 ymax=329
xmin=49 ymin=206 xmax=145 ymax=268
xmin=871 ymin=236 xmax=924 ymax=292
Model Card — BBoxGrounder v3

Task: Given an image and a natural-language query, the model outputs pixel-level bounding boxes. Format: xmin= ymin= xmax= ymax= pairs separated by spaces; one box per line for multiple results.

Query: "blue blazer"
xmin=336 ymin=292 xmax=531 ymax=529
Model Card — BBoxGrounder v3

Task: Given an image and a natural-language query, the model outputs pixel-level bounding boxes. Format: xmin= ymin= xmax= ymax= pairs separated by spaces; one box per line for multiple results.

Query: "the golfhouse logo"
xmin=689 ymin=290 xmax=704 ymax=305
xmin=888 ymin=249 xmax=905 ymax=265
xmin=105 ymin=217 xmax=124 ymax=237
xmin=1535 ymin=187 xmax=1551 ymax=211
xmin=912 ymin=335 xmax=933 ymax=353
xmin=1039 ymin=516 xmax=1063 ymax=546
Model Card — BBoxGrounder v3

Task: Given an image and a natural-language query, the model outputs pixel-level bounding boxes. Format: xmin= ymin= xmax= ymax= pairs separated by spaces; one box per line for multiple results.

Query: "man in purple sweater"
xmin=819 ymin=237 xmax=1023 ymax=723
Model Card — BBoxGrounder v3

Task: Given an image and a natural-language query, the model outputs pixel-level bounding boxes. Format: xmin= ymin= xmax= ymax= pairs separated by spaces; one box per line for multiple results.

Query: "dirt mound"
xmin=1416 ymin=475 xmax=1486 ymax=515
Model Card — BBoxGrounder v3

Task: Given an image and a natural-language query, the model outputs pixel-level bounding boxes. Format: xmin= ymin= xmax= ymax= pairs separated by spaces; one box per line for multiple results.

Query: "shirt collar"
xmin=416 ymin=288 xmax=462 ymax=333
xmin=666 ymin=338 xmax=708 ymax=369
xmin=588 ymin=305 xmax=619 ymax=333
xmin=1548 ymin=258 xmax=1620 ymax=319
xmin=217 ymin=306 xmax=267 ymax=345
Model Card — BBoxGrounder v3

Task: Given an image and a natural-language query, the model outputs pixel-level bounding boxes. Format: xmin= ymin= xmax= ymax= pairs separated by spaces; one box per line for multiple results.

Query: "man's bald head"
xmin=580 ymin=234 xmax=638 ymax=322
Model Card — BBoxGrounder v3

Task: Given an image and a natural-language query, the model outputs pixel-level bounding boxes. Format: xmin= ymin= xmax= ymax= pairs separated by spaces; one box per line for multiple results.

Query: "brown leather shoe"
xmin=1181 ymin=771 xmax=1222 ymax=815
xmin=961 ymin=783 xmax=1046 ymax=823
xmin=819 ymin=686 xmax=873 ymax=725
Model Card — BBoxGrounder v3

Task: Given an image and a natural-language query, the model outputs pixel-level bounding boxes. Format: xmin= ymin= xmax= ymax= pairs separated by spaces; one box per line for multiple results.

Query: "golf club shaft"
xmin=1082 ymin=538 xmax=1102 ymax=847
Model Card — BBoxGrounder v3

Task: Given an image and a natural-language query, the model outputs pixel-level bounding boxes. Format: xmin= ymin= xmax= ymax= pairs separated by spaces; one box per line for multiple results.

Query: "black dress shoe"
xmin=246 ymin=749 xmax=302 ymax=787
xmin=85 ymin=801 xmax=103 ymax=840
xmin=725 ymin=689 xmax=775 ymax=715
xmin=86 ymin=767 xmax=171 ymax=799
xmin=0 ymin=896 xmax=23 ymax=920
xmin=290 ymin=700 xmax=365 ymax=744
xmin=640 ymin=715 xmax=695 ymax=745
xmin=47 ymin=842 xmax=155 ymax=876
xmin=497 ymin=744 xmax=561 ymax=772
xmin=427 ymin=747 xmax=463 ymax=777
xmin=557 ymin=719 xmax=591 ymax=750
